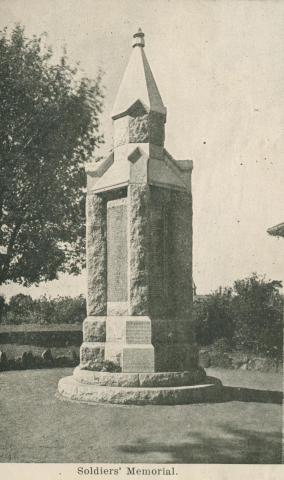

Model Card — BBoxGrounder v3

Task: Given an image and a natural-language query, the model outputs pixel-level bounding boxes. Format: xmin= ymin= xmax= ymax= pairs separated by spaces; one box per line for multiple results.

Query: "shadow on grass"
xmin=221 ymin=386 xmax=283 ymax=404
xmin=118 ymin=427 xmax=282 ymax=464
xmin=118 ymin=386 xmax=282 ymax=464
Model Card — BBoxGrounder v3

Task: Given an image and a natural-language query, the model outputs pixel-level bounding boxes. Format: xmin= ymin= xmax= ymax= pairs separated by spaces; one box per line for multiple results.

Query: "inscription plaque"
xmin=107 ymin=198 xmax=128 ymax=303
xmin=125 ymin=320 xmax=151 ymax=344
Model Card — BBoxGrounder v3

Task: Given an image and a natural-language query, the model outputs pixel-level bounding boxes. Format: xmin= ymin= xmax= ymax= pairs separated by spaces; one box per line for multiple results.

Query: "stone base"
xmin=57 ymin=371 xmax=222 ymax=405
xmin=73 ymin=366 xmax=206 ymax=387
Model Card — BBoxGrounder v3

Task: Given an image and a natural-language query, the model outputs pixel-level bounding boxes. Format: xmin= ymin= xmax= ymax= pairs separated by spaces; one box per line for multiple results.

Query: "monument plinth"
xmin=58 ymin=29 xmax=221 ymax=404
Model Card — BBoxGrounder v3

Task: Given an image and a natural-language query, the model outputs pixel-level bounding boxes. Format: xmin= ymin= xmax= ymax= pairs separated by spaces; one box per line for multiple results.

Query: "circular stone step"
xmin=57 ymin=375 xmax=222 ymax=405
xmin=73 ymin=366 xmax=207 ymax=388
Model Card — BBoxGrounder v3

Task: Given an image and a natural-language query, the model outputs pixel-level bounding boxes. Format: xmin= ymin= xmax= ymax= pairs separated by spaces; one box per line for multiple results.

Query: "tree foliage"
xmin=0 ymin=25 xmax=104 ymax=285
xmin=194 ymin=273 xmax=283 ymax=358
xmin=0 ymin=293 xmax=86 ymax=325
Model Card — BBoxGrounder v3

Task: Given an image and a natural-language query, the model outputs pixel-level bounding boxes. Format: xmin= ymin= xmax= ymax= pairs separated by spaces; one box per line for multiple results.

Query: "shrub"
xmin=231 ymin=274 xmax=283 ymax=358
xmin=194 ymin=273 xmax=283 ymax=360
xmin=194 ymin=288 xmax=234 ymax=346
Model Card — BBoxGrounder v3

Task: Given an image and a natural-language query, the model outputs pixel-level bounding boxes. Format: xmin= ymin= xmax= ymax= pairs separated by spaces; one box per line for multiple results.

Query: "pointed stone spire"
xmin=86 ymin=29 xmax=193 ymax=198
xmin=111 ymin=30 xmax=167 ymax=155
xmin=111 ymin=29 xmax=167 ymax=120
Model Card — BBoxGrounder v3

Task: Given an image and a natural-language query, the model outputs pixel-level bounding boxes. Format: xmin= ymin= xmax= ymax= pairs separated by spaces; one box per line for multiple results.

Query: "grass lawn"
xmin=0 ymin=367 xmax=282 ymax=464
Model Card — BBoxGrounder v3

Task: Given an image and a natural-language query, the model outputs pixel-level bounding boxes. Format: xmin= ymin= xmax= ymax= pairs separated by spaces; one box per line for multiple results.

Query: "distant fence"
xmin=0 ymin=323 xmax=82 ymax=347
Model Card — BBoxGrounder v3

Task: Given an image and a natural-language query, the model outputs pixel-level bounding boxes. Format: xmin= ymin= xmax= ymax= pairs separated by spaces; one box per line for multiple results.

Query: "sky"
xmin=0 ymin=0 xmax=283 ymax=299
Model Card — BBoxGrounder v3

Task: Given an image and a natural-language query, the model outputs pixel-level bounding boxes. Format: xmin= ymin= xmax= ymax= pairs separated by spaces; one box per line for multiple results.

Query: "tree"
xmin=0 ymin=25 xmax=104 ymax=286
xmin=1 ymin=293 xmax=86 ymax=325
xmin=9 ymin=293 xmax=34 ymax=314
xmin=0 ymin=294 xmax=7 ymax=322
xmin=231 ymin=273 xmax=283 ymax=357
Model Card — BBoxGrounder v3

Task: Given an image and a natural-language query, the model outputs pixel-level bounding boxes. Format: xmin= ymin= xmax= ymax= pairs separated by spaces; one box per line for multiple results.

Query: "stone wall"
xmin=0 ymin=325 xmax=82 ymax=347
xmin=199 ymin=348 xmax=282 ymax=373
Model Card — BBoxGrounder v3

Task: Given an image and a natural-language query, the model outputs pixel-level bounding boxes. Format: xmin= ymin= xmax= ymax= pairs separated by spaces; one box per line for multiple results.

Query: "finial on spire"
xmin=132 ymin=28 xmax=145 ymax=48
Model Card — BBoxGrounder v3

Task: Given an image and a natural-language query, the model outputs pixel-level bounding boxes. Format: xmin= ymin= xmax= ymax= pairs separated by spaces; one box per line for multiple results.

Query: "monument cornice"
xmin=86 ymin=147 xmax=192 ymax=194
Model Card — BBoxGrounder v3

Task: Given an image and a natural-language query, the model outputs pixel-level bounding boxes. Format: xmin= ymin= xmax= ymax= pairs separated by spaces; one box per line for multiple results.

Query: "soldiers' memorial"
xmin=58 ymin=30 xmax=221 ymax=405
xmin=0 ymin=3 xmax=282 ymax=468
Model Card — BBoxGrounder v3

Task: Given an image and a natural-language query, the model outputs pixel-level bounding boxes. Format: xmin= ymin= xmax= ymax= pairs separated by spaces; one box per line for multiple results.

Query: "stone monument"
xmin=58 ymin=29 xmax=221 ymax=404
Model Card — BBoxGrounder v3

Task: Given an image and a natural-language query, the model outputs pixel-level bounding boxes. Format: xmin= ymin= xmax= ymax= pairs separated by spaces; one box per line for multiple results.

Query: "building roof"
xmin=267 ymin=222 xmax=284 ymax=238
xmin=111 ymin=29 xmax=167 ymax=120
